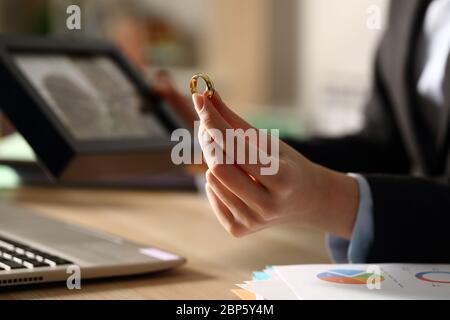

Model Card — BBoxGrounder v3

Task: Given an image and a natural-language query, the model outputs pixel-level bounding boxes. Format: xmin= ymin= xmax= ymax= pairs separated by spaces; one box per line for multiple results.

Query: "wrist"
xmin=309 ymin=165 xmax=359 ymax=239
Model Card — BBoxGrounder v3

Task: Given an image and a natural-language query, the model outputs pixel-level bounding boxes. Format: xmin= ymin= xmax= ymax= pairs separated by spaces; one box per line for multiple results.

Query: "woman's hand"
xmin=192 ymin=92 xmax=360 ymax=239
xmin=152 ymin=71 xmax=199 ymax=131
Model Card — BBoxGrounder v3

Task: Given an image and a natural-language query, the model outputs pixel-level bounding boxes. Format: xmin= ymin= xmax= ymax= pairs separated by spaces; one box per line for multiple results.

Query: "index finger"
xmin=193 ymin=94 xmax=278 ymax=185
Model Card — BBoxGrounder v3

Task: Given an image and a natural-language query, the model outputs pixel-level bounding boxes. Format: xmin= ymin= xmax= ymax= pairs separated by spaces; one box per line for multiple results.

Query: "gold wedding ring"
xmin=190 ymin=73 xmax=215 ymax=98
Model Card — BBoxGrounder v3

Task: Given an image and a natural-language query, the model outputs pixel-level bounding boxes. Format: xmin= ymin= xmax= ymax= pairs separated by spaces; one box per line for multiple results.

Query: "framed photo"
xmin=0 ymin=36 xmax=181 ymax=181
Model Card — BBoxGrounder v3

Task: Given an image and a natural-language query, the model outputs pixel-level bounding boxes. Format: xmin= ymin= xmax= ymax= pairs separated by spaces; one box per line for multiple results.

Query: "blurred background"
xmin=0 ymin=0 xmax=389 ymax=187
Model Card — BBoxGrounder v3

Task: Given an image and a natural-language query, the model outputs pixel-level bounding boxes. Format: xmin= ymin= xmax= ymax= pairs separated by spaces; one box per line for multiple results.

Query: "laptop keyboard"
xmin=0 ymin=236 xmax=72 ymax=271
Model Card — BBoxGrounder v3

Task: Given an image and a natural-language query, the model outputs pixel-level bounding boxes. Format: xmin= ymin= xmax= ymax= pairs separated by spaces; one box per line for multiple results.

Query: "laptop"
xmin=0 ymin=202 xmax=185 ymax=287
xmin=0 ymin=36 xmax=187 ymax=287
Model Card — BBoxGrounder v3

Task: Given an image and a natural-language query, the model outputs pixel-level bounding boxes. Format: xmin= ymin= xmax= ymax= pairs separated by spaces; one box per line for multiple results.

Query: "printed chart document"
xmin=238 ymin=269 xmax=297 ymax=300
xmin=235 ymin=264 xmax=450 ymax=300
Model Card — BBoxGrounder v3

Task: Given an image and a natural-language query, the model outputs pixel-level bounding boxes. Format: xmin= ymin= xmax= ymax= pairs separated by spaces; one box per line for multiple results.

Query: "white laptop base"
xmin=0 ymin=202 xmax=185 ymax=287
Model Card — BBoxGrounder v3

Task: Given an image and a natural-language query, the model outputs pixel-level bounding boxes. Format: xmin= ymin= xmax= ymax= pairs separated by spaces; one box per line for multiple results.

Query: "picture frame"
xmin=0 ymin=35 xmax=181 ymax=181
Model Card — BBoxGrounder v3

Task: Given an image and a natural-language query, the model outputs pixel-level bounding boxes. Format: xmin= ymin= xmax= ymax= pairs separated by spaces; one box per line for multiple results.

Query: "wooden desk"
xmin=0 ymin=186 xmax=329 ymax=299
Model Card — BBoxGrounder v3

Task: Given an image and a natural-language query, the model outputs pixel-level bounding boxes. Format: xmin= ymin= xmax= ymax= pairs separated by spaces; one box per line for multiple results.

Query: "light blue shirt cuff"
xmin=326 ymin=173 xmax=374 ymax=263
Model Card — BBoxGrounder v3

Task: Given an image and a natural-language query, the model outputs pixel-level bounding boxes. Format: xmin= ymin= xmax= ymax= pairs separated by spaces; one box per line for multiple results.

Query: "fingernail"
xmin=192 ymin=93 xmax=205 ymax=113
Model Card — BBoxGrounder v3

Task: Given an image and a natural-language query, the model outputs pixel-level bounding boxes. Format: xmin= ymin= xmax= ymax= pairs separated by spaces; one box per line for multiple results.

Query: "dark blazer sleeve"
xmin=365 ymin=175 xmax=450 ymax=263
xmin=283 ymin=45 xmax=450 ymax=263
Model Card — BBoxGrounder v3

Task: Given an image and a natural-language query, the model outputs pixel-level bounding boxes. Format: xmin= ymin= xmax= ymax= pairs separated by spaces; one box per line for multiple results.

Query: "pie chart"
xmin=317 ymin=269 xmax=384 ymax=285
xmin=415 ymin=271 xmax=450 ymax=284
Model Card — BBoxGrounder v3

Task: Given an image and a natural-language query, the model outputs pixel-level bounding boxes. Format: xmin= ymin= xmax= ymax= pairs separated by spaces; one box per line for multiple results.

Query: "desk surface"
xmin=0 ymin=187 xmax=329 ymax=299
